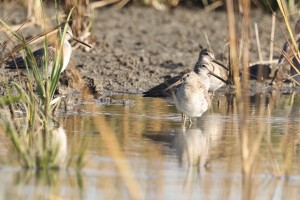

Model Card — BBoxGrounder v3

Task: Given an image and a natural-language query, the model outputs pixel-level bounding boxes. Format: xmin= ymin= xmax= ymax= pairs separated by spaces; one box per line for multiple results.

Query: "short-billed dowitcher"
xmin=275 ymin=19 xmax=300 ymax=83
xmin=143 ymin=48 xmax=228 ymax=97
xmin=166 ymin=68 xmax=212 ymax=126
xmin=6 ymin=25 xmax=91 ymax=77
xmin=194 ymin=48 xmax=229 ymax=92
xmin=278 ymin=20 xmax=300 ymax=65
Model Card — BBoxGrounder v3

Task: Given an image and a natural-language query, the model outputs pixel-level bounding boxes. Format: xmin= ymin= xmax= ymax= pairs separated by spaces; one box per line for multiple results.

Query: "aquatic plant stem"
xmin=225 ymin=0 xmax=241 ymax=99
xmin=240 ymin=0 xmax=252 ymax=199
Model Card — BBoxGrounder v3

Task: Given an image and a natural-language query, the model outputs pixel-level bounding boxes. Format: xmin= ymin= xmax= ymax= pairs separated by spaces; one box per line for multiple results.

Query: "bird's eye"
xmin=183 ymin=74 xmax=189 ymax=81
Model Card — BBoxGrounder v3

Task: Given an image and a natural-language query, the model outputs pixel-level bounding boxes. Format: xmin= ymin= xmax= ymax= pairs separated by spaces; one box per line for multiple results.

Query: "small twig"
xmin=204 ymin=0 xmax=223 ymax=12
xmin=239 ymin=35 xmax=243 ymax=63
xmin=113 ymin=0 xmax=130 ymax=9
xmin=277 ymin=0 xmax=297 ymax=51
xmin=203 ymin=31 xmax=211 ymax=49
xmin=249 ymin=59 xmax=278 ymax=67
xmin=265 ymin=14 xmax=300 ymax=81
xmin=270 ymin=36 xmax=300 ymax=80
xmin=285 ymin=73 xmax=300 ymax=86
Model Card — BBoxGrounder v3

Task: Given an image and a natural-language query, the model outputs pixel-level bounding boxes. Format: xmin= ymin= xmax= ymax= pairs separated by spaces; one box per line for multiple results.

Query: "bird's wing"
xmin=143 ymin=71 xmax=192 ymax=98
xmin=6 ymin=46 xmax=55 ymax=69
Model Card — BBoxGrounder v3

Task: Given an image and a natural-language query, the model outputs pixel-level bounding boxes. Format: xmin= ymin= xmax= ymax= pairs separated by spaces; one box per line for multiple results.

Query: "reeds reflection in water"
xmin=1 ymin=93 xmax=300 ymax=198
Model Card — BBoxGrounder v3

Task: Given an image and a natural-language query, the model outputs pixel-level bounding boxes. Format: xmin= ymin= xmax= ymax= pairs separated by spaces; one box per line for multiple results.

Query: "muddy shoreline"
xmin=0 ymin=4 xmax=294 ymax=97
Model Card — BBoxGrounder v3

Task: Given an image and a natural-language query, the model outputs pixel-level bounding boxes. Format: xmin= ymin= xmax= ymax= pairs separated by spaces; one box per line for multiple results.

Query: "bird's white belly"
xmin=209 ymin=78 xmax=225 ymax=91
xmin=176 ymin=92 xmax=209 ymax=118
xmin=61 ymin=42 xmax=72 ymax=73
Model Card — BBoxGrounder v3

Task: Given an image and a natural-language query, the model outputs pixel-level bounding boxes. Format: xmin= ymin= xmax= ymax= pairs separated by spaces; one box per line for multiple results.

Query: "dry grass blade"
xmin=269 ymin=14 xmax=276 ymax=61
xmin=254 ymin=23 xmax=262 ymax=62
xmin=0 ymin=1 xmax=20 ymax=31
xmin=240 ymin=0 xmax=252 ymax=198
xmin=254 ymin=22 xmax=265 ymax=81
xmin=271 ymin=37 xmax=300 ymax=83
xmin=203 ymin=31 xmax=211 ymax=49
xmin=113 ymin=0 xmax=130 ymax=9
xmin=249 ymin=60 xmax=278 ymax=66
xmin=277 ymin=0 xmax=300 ymax=59
xmin=225 ymin=0 xmax=241 ymax=98
xmin=204 ymin=0 xmax=223 ymax=11
xmin=88 ymin=0 xmax=121 ymax=9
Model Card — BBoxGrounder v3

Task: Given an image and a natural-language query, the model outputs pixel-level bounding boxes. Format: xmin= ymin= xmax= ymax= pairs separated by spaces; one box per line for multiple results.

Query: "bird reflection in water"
xmin=50 ymin=125 xmax=67 ymax=167
xmin=173 ymin=127 xmax=210 ymax=167
xmin=143 ymin=125 xmax=221 ymax=168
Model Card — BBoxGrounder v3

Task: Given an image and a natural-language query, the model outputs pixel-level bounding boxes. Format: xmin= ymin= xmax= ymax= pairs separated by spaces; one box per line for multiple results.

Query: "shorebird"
xmin=194 ymin=48 xmax=229 ymax=92
xmin=166 ymin=69 xmax=211 ymax=127
xmin=143 ymin=48 xmax=228 ymax=97
xmin=278 ymin=20 xmax=300 ymax=65
xmin=6 ymin=25 xmax=91 ymax=77
xmin=273 ymin=19 xmax=300 ymax=84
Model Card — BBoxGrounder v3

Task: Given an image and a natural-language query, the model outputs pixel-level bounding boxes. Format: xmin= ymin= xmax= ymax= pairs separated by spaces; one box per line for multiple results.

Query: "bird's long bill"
xmin=209 ymin=71 xmax=229 ymax=85
xmin=164 ymin=79 xmax=183 ymax=91
xmin=72 ymin=37 xmax=92 ymax=48
xmin=212 ymin=59 xmax=229 ymax=71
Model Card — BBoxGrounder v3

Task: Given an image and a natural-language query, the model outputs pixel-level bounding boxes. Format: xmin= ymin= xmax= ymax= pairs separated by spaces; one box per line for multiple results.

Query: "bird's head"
xmin=61 ymin=24 xmax=91 ymax=48
xmin=198 ymin=48 xmax=215 ymax=62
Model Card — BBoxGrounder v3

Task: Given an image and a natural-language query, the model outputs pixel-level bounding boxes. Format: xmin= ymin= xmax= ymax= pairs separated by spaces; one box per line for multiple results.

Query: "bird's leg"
xmin=182 ymin=113 xmax=187 ymax=127
xmin=270 ymin=69 xmax=278 ymax=85
xmin=182 ymin=113 xmax=186 ymax=122
xmin=212 ymin=90 xmax=215 ymax=98
xmin=188 ymin=118 xmax=192 ymax=128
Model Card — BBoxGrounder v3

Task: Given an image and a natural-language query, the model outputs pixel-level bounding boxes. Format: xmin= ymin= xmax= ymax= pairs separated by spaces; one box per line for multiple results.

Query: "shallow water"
xmin=1 ymin=93 xmax=300 ymax=199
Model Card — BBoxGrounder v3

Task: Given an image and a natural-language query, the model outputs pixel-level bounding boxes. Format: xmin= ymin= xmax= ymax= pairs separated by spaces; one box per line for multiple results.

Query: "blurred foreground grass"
xmin=0 ymin=3 xmax=87 ymax=170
